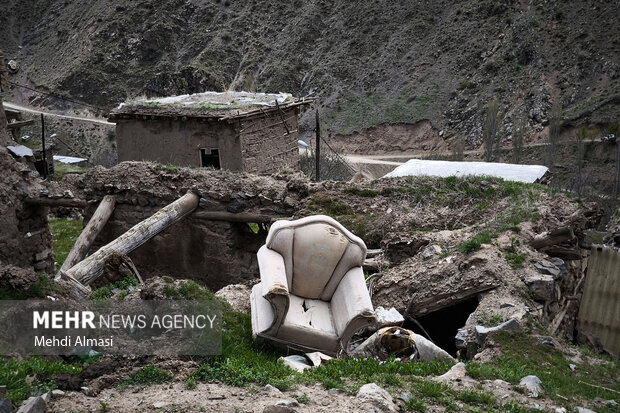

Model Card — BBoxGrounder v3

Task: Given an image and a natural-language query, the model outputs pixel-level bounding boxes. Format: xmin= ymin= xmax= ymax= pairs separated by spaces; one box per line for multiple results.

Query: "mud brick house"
xmin=109 ymin=91 xmax=310 ymax=173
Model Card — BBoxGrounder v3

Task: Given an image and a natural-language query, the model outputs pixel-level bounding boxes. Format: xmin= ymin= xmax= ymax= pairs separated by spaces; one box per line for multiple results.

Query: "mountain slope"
xmin=1 ymin=0 xmax=618 ymax=144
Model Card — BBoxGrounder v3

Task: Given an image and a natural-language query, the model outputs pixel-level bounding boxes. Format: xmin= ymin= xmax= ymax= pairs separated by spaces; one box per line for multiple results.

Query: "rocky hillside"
xmin=1 ymin=0 xmax=618 ymax=145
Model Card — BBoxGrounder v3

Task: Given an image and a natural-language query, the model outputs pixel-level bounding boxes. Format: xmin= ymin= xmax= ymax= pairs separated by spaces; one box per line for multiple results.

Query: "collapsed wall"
xmin=64 ymin=162 xmax=306 ymax=290
xmin=0 ymin=147 xmax=54 ymax=289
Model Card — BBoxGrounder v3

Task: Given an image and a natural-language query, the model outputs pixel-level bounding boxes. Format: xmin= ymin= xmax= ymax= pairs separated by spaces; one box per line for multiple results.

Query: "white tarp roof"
xmin=7 ymin=145 xmax=33 ymax=157
xmin=53 ymin=155 xmax=87 ymax=164
xmin=383 ymin=159 xmax=549 ymax=183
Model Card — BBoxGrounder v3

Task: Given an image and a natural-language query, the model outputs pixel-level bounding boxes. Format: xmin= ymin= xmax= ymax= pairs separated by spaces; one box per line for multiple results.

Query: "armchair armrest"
xmin=257 ymin=245 xmax=290 ymax=334
xmin=331 ymin=266 xmax=377 ymax=351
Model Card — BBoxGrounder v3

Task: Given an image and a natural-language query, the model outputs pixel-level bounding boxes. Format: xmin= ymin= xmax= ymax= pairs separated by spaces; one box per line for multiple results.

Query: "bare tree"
xmin=451 ymin=137 xmax=465 ymax=161
xmin=512 ymin=112 xmax=526 ymax=164
xmin=483 ymin=98 xmax=499 ymax=162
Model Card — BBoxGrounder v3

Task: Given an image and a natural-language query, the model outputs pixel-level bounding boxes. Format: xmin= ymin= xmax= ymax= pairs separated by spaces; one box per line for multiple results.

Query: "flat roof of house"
xmin=383 ymin=159 xmax=549 ymax=183
xmin=109 ymin=91 xmax=311 ymax=121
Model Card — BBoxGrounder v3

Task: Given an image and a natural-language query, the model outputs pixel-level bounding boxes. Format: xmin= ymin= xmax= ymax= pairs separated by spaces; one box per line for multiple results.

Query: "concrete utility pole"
xmin=315 ymin=109 xmax=321 ymax=181
xmin=0 ymin=49 xmax=11 ymax=146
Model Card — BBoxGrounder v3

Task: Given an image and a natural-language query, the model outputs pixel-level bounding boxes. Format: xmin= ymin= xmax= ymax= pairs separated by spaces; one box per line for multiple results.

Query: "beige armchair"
xmin=250 ymin=215 xmax=377 ymax=356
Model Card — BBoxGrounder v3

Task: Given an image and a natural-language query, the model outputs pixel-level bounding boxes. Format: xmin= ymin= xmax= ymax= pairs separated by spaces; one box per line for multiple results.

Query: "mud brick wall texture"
xmin=0 ymin=148 xmax=54 ymax=288
xmin=238 ymin=108 xmax=300 ymax=174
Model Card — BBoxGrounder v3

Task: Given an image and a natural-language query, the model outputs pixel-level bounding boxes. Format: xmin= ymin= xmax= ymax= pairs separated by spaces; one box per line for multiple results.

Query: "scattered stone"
xmin=523 ymin=274 xmax=555 ymax=301
xmin=575 ymin=408 xmax=595 ymax=413
xmin=421 ymin=244 xmax=442 ymax=260
xmin=215 ymin=284 xmax=252 ymax=314
xmin=374 ymin=306 xmax=405 ymax=328
xmin=437 ymin=362 xmax=467 ymax=382
xmin=264 ymin=384 xmax=282 ymax=394
xmin=554 ymin=407 xmax=567 ymax=413
xmin=519 ymin=375 xmax=543 ymax=398
xmin=275 ymin=399 xmax=299 ymax=407
xmin=500 ymin=302 xmax=515 ymax=308
xmin=357 ymin=383 xmax=398 ymax=412
xmin=262 ymin=406 xmax=297 ymax=413
xmin=475 ymin=318 xmax=521 ymax=346
xmin=492 ymin=379 xmax=511 ymax=388
xmin=50 ymin=390 xmax=64 ymax=398
xmin=279 ymin=355 xmax=312 ymax=373
xmin=153 ymin=401 xmax=169 ymax=409
xmin=328 ymin=388 xmax=345 ymax=395
xmin=16 ymin=396 xmax=46 ymax=413
xmin=569 ymin=364 xmax=576 ymax=372
xmin=0 ymin=399 xmax=13 ymax=413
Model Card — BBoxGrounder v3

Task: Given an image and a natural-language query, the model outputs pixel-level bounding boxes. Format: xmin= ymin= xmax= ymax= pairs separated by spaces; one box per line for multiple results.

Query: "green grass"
xmin=466 ymin=331 xmax=620 ymax=408
xmin=505 ymin=252 xmax=526 ymax=269
xmin=460 ymin=230 xmax=496 ymax=253
xmin=118 ymin=365 xmax=172 ymax=390
xmin=52 ymin=161 xmax=88 ymax=181
xmin=91 ymin=276 xmax=139 ymax=300
xmin=0 ymin=356 xmax=83 ymax=405
xmin=162 ymin=280 xmax=216 ymax=301
xmin=0 ymin=273 xmax=59 ymax=300
xmin=308 ymin=197 xmax=353 ymax=215
xmin=48 ymin=217 xmax=83 ymax=268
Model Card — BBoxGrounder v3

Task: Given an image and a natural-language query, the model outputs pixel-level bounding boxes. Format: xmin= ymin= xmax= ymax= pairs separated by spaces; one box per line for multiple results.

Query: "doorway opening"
xmin=200 ymin=148 xmax=220 ymax=169
xmin=404 ymin=297 xmax=479 ymax=356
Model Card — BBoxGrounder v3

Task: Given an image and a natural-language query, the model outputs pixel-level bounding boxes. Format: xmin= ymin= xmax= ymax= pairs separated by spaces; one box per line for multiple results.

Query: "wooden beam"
xmin=66 ymin=191 xmax=199 ymax=286
xmin=56 ymin=195 xmax=116 ymax=279
xmin=529 ymin=227 xmax=575 ymax=250
xmin=191 ymin=210 xmax=282 ymax=223
xmin=7 ymin=119 xmax=35 ymax=129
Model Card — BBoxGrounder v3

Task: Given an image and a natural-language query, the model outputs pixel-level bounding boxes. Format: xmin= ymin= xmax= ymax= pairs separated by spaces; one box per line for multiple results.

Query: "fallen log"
xmin=191 ymin=210 xmax=280 ymax=223
xmin=65 ymin=191 xmax=199 ymax=287
xmin=26 ymin=198 xmax=87 ymax=208
xmin=57 ymin=195 xmax=116 ymax=279
xmin=529 ymin=227 xmax=575 ymax=250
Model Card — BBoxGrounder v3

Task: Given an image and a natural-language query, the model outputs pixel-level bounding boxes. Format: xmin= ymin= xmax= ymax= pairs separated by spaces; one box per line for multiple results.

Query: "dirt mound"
xmin=329 ymin=120 xmax=448 ymax=155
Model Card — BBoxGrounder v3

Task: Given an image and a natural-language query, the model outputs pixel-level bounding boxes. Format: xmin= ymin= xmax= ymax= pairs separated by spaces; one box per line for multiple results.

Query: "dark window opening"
xmin=200 ymin=148 xmax=220 ymax=169
xmin=403 ymin=297 xmax=479 ymax=357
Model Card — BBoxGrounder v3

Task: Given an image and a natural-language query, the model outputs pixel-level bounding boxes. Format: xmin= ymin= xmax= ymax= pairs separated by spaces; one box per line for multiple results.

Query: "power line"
xmin=7 ymin=80 xmax=103 ymax=110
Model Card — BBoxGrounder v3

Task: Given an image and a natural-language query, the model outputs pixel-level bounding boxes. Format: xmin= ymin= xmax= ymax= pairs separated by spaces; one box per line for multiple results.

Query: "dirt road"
xmin=3 ymin=101 xmax=113 ymax=126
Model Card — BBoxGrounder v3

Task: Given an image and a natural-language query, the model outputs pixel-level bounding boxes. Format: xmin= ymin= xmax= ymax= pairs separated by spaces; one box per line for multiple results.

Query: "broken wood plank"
xmin=26 ymin=198 xmax=88 ymax=208
xmin=406 ymin=283 xmax=499 ymax=318
xmin=529 ymin=227 xmax=575 ymax=250
xmin=56 ymin=195 xmax=116 ymax=279
xmin=191 ymin=210 xmax=282 ymax=223
xmin=55 ymin=270 xmax=92 ymax=300
xmin=6 ymin=119 xmax=35 ymax=129
xmin=66 ymin=191 xmax=199 ymax=287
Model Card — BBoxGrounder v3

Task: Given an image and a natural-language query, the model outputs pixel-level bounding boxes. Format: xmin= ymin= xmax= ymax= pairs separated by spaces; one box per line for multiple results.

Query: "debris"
xmin=356 ymin=383 xmax=398 ymax=412
xmin=523 ymin=274 xmax=555 ymax=302
xmin=51 ymin=389 xmax=65 ymax=397
xmin=519 ymin=375 xmax=543 ymax=398
xmin=0 ymin=399 xmax=13 ymax=413
xmin=262 ymin=406 xmax=297 ymax=413
xmin=16 ymin=396 xmax=46 ymax=413
xmin=411 ymin=333 xmax=455 ymax=361
xmin=575 ymin=408 xmax=596 ymax=413
xmin=421 ymin=244 xmax=442 ymax=260
xmin=279 ymin=355 xmax=313 ymax=373
xmin=153 ymin=401 xmax=169 ymax=409
xmin=215 ymin=283 xmax=252 ymax=314
xmin=7 ymin=145 xmax=34 ymax=158
xmin=374 ymin=306 xmax=405 ymax=328
xmin=275 ymin=399 xmax=299 ymax=407
xmin=264 ymin=384 xmax=282 ymax=395
xmin=349 ymin=326 xmax=419 ymax=361
xmin=437 ymin=362 xmax=467 ymax=382
xmin=305 ymin=351 xmax=333 ymax=367
xmin=475 ymin=318 xmax=521 ymax=346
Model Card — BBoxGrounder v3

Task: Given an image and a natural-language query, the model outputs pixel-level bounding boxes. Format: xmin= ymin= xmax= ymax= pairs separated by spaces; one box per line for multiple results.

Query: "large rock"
xmin=523 ymin=274 xmax=555 ymax=302
xmin=519 ymin=375 xmax=543 ymax=398
xmin=16 ymin=396 xmax=46 ymax=413
xmin=475 ymin=318 xmax=521 ymax=346
xmin=0 ymin=399 xmax=13 ymax=413
xmin=436 ymin=362 xmax=467 ymax=382
xmin=357 ymin=383 xmax=398 ymax=412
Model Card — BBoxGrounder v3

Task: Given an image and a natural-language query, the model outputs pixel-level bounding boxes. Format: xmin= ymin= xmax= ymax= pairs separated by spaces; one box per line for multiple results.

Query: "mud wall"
xmin=115 ymin=118 xmax=242 ymax=170
xmin=0 ymin=148 xmax=54 ymax=286
xmin=238 ymin=107 xmax=300 ymax=174
xmin=72 ymin=163 xmax=307 ymax=290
